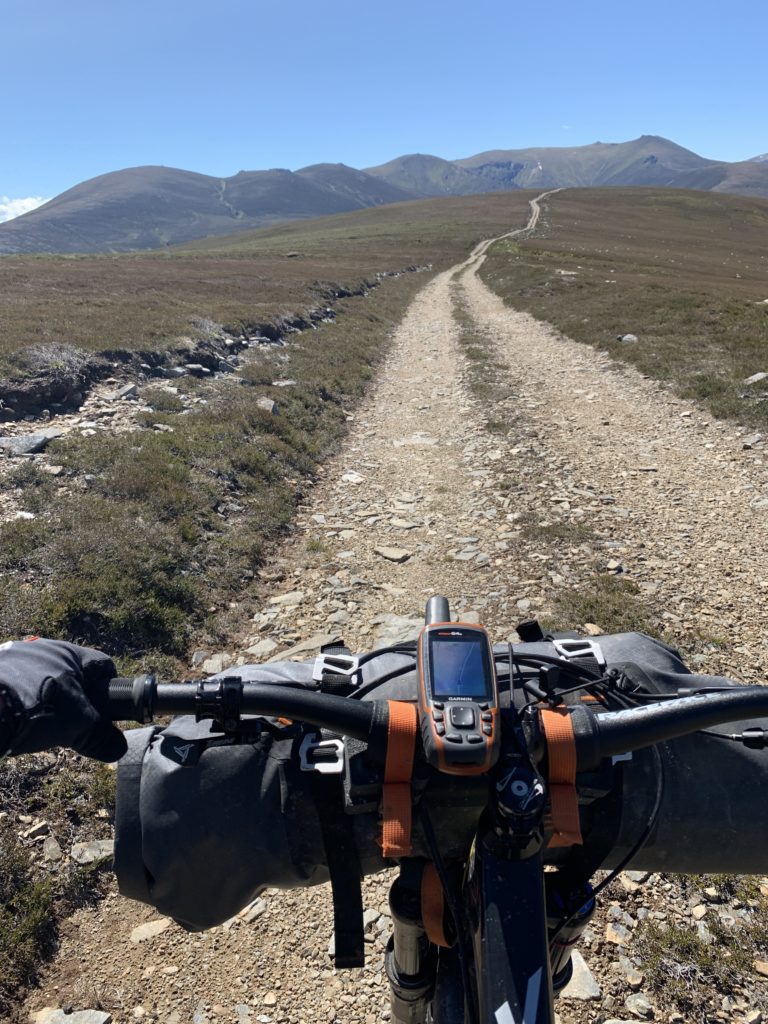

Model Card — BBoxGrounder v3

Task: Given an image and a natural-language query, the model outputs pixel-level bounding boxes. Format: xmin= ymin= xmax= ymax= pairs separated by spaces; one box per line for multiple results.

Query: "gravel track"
xmin=21 ymin=195 xmax=768 ymax=1024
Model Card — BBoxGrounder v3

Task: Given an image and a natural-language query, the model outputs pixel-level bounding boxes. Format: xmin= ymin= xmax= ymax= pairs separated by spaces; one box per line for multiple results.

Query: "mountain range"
xmin=2 ymin=136 xmax=767 ymax=255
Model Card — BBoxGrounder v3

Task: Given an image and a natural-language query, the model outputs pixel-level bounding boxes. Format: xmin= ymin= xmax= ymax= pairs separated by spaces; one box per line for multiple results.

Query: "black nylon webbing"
xmin=310 ymin=770 xmax=365 ymax=968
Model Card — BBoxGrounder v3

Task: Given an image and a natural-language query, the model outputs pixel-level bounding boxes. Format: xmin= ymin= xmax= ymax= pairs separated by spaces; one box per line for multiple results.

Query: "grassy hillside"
xmin=0 ymin=192 xmax=533 ymax=366
xmin=0 ymin=164 xmax=419 ymax=255
xmin=481 ymin=188 xmax=768 ymax=429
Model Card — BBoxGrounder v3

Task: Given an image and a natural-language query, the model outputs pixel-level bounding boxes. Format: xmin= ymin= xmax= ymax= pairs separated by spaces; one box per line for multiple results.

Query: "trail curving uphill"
xmin=21 ymin=192 xmax=768 ymax=1024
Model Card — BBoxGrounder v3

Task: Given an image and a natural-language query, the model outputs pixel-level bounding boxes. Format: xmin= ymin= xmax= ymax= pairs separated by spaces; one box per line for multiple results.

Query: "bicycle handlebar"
xmin=107 ymin=675 xmax=382 ymax=743
xmin=107 ymin=672 xmax=768 ymax=769
xmin=572 ymin=685 xmax=768 ymax=769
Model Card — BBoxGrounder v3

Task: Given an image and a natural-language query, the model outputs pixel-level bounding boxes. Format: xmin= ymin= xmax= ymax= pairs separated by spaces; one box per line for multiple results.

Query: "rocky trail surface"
xmin=19 ymin=195 xmax=768 ymax=1024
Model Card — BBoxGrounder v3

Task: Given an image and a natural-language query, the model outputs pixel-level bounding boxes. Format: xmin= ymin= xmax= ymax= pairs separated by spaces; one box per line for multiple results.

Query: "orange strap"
xmin=421 ymin=862 xmax=450 ymax=948
xmin=381 ymin=701 xmax=418 ymax=859
xmin=540 ymin=707 xmax=583 ymax=848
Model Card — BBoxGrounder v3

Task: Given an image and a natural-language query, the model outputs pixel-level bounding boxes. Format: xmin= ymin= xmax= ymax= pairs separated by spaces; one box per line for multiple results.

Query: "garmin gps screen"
xmin=429 ymin=633 xmax=492 ymax=700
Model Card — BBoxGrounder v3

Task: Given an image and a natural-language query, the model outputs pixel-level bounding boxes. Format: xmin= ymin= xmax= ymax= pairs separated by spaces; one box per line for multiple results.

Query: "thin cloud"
xmin=0 ymin=196 xmax=49 ymax=224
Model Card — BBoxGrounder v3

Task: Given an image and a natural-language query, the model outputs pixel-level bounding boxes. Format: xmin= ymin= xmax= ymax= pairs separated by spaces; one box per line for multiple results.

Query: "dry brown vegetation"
xmin=0 ymin=193 xmax=533 ymax=365
xmin=481 ymin=188 xmax=768 ymax=428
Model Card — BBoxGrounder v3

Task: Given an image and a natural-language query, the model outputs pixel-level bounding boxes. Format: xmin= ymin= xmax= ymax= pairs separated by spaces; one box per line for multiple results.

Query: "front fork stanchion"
xmin=385 ymin=873 xmax=436 ymax=1024
xmin=464 ymin=756 xmax=557 ymax=1024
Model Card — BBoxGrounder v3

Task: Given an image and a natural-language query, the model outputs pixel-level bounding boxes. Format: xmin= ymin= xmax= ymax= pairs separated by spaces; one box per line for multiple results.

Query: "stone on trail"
xmin=560 ymin=950 xmax=601 ymax=1001
xmin=624 ymin=993 xmax=654 ymax=1019
xmin=392 ymin=433 xmax=438 ymax=447
xmin=70 ymin=839 xmax=114 ymax=865
xmin=267 ymin=632 xmax=341 ymax=660
xmin=0 ymin=429 xmax=63 ymax=456
xmin=268 ymin=590 xmax=304 ymax=607
xmin=452 ymin=548 xmax=477 ymax=561
xmin=371 ymin=614 xmax=423 ymax=647
xmin=256 ymin=397 xmax=278 ymax=415
xmin=20 ymin=819 xmax=49 ymax=840
xmin=341 ymin=470 xmax=364 ymax=484
xmin=107 ymin=383 xmax=138 ymax=400
xmin=243 ymin=638 xmax=280 ymax=659
xmin=618 ymin=954 xmax=645 ymax=990
xmin=744 ymin=371 xmax=768 ymax=386
xmin=200 ymin=652 xmax=236 ymax=675
xmin=238 ymin=896 xmax=267 ymax=922
xmin=130 ymin=917 xmax=172 ymax=943
xmin=605 ymin=921 xmax=631 ymax=945
xmin=43 ymin=835 xmax=63 ymax=862
xmin=374 ymin=546 xmax=412 ymax=563
xmin=34 ymin=1012 xmax=112 ymax=1024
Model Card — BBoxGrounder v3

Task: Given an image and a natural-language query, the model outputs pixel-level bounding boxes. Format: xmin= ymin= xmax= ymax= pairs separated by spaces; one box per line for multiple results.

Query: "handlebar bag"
xmin=114 ymin=632 xmax=768 ymax=929
xmin=113 ymin=654 xmax=416 ymax=931
xmin=115 ymin=717 xmax=333 ymax=930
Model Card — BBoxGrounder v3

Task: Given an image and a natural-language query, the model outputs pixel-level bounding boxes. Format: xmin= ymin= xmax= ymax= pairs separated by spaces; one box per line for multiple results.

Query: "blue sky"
xmin=2 ymin=0 xmax=766 ymax=220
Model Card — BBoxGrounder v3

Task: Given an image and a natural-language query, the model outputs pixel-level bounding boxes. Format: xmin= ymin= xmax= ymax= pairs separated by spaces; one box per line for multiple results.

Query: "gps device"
xmin=417 ymin=622 xmax=500 ymax=775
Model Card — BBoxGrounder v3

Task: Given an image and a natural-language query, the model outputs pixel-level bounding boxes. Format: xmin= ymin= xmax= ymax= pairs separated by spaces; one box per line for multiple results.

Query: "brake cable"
xmin=698 ymin=727 xmax=768 ymax=748
xmin=549 ymin=742 xmax=665 ymax=944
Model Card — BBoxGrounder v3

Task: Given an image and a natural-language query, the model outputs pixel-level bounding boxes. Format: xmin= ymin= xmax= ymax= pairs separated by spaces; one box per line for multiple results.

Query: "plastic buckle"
xmin=552 ymin=638 xmax=606 ymax=670
xmin=312 ymin=652 xmax=360 ymax=686
xmin=300 ymin=733 xmax=345 ymax=774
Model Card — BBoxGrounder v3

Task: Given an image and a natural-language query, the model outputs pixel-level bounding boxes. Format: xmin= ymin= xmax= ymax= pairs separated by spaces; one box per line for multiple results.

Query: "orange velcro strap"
xmin=421 ymin=862 xmax=450 ymax=948
xmin=381 ymin=701 xmax=418 ymax=859
xmin=540 ymin=706 xmax=583 ymax=848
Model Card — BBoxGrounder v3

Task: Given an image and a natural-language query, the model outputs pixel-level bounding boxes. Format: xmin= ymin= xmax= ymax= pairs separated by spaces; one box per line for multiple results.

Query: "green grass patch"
xmin=636 ymin=876 xmax=768 ymax=1021
xmin=0 ymin=819 xmax=55 ymax=1011
xmin=451 ymin=281 xmax=515 ymax=410
xmin=0 ymin=755 xmax=115 ymax=1016
xmin=550 ymin=574 xmax=660 ymax=635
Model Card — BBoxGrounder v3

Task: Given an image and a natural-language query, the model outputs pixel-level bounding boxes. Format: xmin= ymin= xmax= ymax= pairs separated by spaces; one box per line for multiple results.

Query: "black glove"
xmin=0 ymin=638 xmax=127 ymax=762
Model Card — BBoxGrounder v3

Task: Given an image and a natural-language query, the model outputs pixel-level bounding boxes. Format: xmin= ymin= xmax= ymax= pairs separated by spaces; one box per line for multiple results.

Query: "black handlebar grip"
xmin=425 ymin=596 xmax=451 ymax=625
xmin=107 ymin=675 xmax=155 ymax=724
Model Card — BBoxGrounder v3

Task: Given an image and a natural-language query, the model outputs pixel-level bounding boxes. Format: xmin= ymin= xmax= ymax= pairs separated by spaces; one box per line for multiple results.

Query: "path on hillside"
xmin=23 ymin=192 xmax=768 ymax=1024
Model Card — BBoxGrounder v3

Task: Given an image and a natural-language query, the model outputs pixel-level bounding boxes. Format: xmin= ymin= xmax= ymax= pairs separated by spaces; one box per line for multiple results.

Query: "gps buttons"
xmin=449 ymin=706 xmax=476 ymax=729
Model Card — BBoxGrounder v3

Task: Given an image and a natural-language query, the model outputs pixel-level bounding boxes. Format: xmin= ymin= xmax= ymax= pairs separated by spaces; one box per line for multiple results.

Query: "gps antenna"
xmin=425 ymin=595 xmax=451 ymax=625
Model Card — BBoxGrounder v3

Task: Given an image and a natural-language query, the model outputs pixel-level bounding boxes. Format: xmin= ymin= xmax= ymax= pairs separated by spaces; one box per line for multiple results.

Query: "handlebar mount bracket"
xmin=300 ymin=733 xmax=345 ymax=774
xmin=312 ymin=653 xmax=361 ymax=687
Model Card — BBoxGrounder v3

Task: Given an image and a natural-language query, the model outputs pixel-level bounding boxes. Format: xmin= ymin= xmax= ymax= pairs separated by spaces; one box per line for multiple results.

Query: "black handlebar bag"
xmin=115 ymin=717 xmax=334 ymax=930
xmin=114 ymin=633 xmax=768 ymax=932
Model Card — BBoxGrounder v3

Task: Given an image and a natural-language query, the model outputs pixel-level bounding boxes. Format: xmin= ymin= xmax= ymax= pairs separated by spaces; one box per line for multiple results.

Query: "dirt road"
xmin=23 ymin=193 xmax=768 ymax=1024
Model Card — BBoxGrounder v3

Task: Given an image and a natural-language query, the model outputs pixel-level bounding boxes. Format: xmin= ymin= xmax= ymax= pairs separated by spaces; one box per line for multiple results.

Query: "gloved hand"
xmin=0 ymin=638 xmax=127 ymax=762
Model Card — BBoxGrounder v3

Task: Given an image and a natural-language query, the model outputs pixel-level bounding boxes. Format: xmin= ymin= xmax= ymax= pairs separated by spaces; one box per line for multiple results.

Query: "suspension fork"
xmin=385 ymin=866 xmax=437 ymax=1024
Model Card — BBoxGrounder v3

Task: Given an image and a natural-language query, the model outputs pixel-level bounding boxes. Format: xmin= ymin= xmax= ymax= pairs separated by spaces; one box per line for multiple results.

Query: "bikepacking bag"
xmin=114 ymin=632 xmax=768 ymax=932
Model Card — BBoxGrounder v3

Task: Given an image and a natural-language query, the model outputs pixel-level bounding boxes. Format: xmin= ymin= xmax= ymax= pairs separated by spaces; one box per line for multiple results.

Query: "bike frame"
xmin=465 ymin=845 xmax=554 ymax=1024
